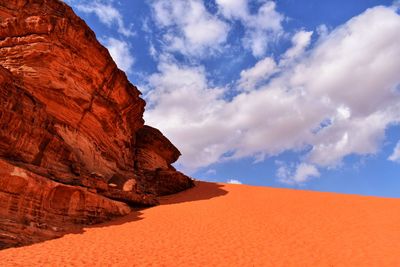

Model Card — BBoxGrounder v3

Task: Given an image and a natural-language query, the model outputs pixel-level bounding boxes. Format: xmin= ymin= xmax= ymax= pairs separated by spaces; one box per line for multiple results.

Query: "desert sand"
xmin=1 ymin=181 xmax=399 ymax=266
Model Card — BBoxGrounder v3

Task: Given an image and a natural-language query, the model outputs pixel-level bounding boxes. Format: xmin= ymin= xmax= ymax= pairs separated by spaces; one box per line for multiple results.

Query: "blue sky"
xmin=65 ymin=0 xmax=400 ymax=197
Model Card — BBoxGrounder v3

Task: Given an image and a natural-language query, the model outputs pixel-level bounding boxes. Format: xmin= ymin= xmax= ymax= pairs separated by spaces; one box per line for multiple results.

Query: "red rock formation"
xmin=0 ymin=0 xmax=193 ymax=248
xmin=135 ymin=126 xmax=195 ymax=196
xmin=0 ymin=158 xmax=130 ymax=249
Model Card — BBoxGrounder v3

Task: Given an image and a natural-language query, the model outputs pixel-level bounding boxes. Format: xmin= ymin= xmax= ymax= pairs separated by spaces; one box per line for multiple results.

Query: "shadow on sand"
xmin=1 ymin=181 xmax=228 ymax=250
xmin=93 ymin=181 xmax=228 ymax=228
xmin=158 ymin=181 xmax=228 ymax=205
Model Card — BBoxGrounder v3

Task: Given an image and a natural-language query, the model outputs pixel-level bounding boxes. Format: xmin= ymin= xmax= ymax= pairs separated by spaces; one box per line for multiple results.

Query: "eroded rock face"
xmin=0 ymin=159 xmax=130 ymax=249
xmin=135 ymin=126 xmax=194 ymax=196
xmin=0 ymin=0 xmax=193 ymax=248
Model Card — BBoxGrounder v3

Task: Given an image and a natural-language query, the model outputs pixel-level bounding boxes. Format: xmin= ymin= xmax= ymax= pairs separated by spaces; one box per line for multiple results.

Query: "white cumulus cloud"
xmin=144 ymin=6 xmax=400 ymax=177
xmin=150 ymin=0 xmax=229 ymax=57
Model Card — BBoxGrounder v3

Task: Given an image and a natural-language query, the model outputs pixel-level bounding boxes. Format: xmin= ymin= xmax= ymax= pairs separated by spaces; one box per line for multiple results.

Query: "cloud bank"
xmin=144 ymin=5 xmax=400 ymax=184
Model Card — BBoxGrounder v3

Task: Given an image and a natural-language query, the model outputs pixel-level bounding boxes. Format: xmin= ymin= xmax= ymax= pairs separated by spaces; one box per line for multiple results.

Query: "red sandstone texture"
xmin=0 ymin=0 xmax=193 ymax=249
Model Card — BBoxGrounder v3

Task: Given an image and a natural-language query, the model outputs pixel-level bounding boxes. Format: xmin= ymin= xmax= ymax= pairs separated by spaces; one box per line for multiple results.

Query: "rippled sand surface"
xmin=1 ymin=181 xmax=400 ymax=266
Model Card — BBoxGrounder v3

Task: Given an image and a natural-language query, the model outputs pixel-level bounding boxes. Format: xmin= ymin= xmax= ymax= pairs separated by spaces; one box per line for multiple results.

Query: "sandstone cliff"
xmin=0 ymin=0 xmax=193 ymax=249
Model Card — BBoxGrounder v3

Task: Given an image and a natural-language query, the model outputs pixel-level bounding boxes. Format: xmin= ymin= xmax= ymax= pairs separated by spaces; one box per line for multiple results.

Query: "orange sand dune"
xmin=1 ymin=181 xmax=400 ymax=266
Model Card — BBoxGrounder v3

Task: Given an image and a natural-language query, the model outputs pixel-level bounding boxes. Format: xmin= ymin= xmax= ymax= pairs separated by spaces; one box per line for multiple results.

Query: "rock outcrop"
xmin=0 ymin=0 xmax=193 ymax=249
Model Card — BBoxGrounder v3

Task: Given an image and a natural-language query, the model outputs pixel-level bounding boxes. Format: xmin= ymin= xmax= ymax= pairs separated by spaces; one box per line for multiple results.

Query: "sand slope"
xmin=1 ymin=181 xmax=400 ymax=266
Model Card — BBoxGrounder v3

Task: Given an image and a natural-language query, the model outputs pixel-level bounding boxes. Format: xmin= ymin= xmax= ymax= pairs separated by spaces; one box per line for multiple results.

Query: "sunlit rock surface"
xmin=0 ymin=0 xmax=193 ymax=248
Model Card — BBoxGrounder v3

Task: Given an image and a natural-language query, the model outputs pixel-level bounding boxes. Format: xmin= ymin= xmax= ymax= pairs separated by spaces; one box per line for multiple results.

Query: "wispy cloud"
xmin=277 ymin=162 xmax=320 ymax=185
xmin=388 ymin=141 xmax=400 ymax=162
xmin=206 ymin=169 xmax=217 ymax=175
xmin=280 ymin=30 xmax=313 ymax=64
xmin=238 ymin=57 xmax=277 ymax=91
xmin=216 ymin=0 xmax=285 ymax=57
xmin=102 ymin=37 xmax=134 ymax=73
xmin=150 ymin=0 xmax=229 ymax=58
xmin=70 ymin=0 xmax=134 ymax=37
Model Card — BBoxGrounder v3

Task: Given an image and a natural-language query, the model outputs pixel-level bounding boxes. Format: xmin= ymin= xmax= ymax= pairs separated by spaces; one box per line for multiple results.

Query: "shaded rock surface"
xmin=0 ymin=159 xmax=130 ymax=249
xmin=0 ymin=0 xmax=193 ymax=249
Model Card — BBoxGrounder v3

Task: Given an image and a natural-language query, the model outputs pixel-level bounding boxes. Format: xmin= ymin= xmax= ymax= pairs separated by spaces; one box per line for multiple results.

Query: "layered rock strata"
xmin=0 ymin=0 xmax=193 ymax=248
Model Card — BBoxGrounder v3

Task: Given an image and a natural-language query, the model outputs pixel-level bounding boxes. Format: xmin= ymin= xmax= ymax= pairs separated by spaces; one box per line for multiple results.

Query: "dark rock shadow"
xmin=63 ymin=181 xmax=228 ymax=233
xmin=68 ymin=181 xmax=228 ymax=232
xmin=84 ymin=209 xmax=144 ymax=229
xmin=88 ymin=181 xmax=228 ymax=228
xmin=158 ymin=181 xmax=228 ymax=205
xmin=0 ymin=181 xmax=228 ymax=250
